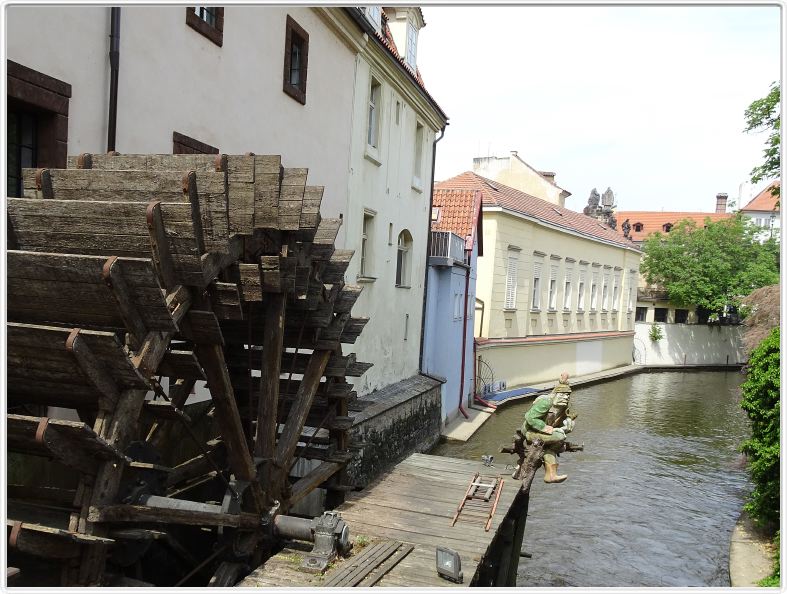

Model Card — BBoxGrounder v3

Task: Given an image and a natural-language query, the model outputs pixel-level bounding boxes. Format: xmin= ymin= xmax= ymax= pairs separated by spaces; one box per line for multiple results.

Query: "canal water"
xmin=431 ymin=371 xmax=752 ymax=587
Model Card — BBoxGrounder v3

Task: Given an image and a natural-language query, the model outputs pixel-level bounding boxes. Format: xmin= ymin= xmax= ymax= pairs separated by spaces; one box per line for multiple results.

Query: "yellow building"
xmin=436 ymin=171 xmax=642 ymax=392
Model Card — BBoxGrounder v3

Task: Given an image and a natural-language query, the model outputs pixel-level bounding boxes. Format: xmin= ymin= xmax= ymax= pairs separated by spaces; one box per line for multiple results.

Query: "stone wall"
xmin=346 ymin=374 xmax=442 ymax=487
xmin=633 ymin=322 xmax=745 ymax=366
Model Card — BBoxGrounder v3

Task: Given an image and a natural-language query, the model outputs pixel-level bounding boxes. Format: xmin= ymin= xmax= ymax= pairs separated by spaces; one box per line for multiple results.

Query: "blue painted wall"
xmin=422 ymin=242 xmax=478 ymax=426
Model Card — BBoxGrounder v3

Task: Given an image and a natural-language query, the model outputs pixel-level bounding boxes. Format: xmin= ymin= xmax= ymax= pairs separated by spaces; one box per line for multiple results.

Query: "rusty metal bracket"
xmin=9 ymin=521 xmax=23 ymax=549
xmin=34 ymin=417 xmax=50 ymax=445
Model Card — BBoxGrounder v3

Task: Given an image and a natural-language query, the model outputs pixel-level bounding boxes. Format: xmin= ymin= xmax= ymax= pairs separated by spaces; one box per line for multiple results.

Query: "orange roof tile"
xmin=742 ymin=182 xmax=780 ymax=213
xmin=614 ymin=211 xmax=733 ymax=242
xmin=432 ymin=189 xmax=483 ymax=254
xmin=435 ymin=172 xmax=638 ymax=250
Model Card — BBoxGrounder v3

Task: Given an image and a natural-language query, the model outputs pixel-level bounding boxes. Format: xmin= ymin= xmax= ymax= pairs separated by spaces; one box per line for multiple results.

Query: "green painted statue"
xmin=522 ymin=372 xmax=575 ymax=483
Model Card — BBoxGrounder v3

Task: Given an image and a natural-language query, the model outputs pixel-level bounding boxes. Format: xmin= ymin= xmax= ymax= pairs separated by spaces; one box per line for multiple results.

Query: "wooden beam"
xmin=254 ymin=293 xmax=285 ymax=459
xmin=146 ymin=200 xmax=179 ymax=291
xmin=101 ymin=256 xmax=149 ymax=347
xmin=192 ymin=343 xmax=261 ymax=510
xmin=275 ymin=350 xmax=331 ymax=469
xmin=288 ymin=461 xmax=342 ymax=508
xmin=88 ymin=505 xmax=259 ymax=529
xmin=65 ymin=329 xmax=121 ymax=409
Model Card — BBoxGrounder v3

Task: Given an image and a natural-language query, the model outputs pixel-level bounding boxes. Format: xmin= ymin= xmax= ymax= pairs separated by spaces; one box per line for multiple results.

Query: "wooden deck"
xmin=239 ymin=453 xmax=521 ymax=587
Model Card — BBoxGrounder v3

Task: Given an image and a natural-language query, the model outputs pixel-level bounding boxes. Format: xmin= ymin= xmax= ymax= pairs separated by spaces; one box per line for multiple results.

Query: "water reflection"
xmin=431 ymin=371 xmax=751 ymax=587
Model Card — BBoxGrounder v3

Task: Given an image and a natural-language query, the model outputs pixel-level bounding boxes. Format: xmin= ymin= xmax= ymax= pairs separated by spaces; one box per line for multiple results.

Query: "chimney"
xmin=540 ymin=171 xmax=556 ymax=184
xmin=715 ymin=193 xmax=728 ymax=213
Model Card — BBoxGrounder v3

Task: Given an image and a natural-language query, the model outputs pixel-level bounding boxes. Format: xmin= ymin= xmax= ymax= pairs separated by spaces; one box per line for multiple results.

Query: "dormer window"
xmin=663 ymin=223 xmax=673 ymax=233
xmin=364 ymin=6 xmax=382 ymax=32
xmin=406 ymin=13 xmax=418 ymax=69
xmin=633 ymin=223 xmax=643 ymax=232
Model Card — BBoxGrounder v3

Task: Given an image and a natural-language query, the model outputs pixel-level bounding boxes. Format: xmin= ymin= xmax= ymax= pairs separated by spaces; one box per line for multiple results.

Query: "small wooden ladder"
xmin=451 ymin=472 xmax=504 ymax=531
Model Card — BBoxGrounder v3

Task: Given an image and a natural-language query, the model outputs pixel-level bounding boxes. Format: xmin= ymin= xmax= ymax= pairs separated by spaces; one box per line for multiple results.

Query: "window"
xmin=663 ymin=223 xmax=673 ymax=233
xmin=7 ymin=60 xmax=71 ymax=184
xmin=633 ymin=222 xmax=643 ymax=232
xmin=395 ymin=101 xmax=401 ymax=125
xmin=360 ymin=212 xmax=374 ymax=278
xmin=186 ymin=7 xmax=224 ymax=46
xmin=531 ymin=261 xmax=542 ymax=310
xmin=173 ymin=131 xmax=219 ymax=155
xmin=590 ymin=273 xmax=598 ymax=310
xmin=283 ymin=16 xmax=309 ymax=104
xmin=635 ymin=306 xmax=647 ymax=322
xmin=548 ymin=266 xmax=558 ymax=310
xmin=413 ymin=122 xmax=424 ymax=188
xmin=7 ymin=109 xmax=37 ymax=197
xmin=454 ymin=293 xmax=463 ymax=320
xmin=364 ymin=6 xmax=381 ymax=31
xmin=406 ymin=14 xmax=418 ymax=69
xmin=675 ymin=309 xmax=689 ymax=324
xmin=577 ymin=271 xmax=586 ymax=311
xmin=563 ymin=269 xmax=573 ymax=310
xmin=654 ymin=307 xmax=668 ymax=323
xmin=367 ymin=77 xmax=382 ymax=149
xmin=601 ymin=275 xmax=609 ymax=310
xmin=396 ymin=230 xmax=412 ymax=287
xmin=504 ymin=250 xmax=519 ymax=309
xmin=612 ymin=275 xmax=620 ymax=311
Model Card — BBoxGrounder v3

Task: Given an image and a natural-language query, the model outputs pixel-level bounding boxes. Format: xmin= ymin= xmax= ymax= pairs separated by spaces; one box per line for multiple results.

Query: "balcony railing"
xmin=429 ymin=231 xmax=468 ymax=266
xmin=637 ymin=288 xmax=669 ymax=302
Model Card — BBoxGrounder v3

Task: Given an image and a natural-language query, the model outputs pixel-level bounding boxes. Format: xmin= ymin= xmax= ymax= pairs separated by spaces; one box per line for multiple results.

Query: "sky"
xmin=417 ymin=5 xmax=781 ymax=213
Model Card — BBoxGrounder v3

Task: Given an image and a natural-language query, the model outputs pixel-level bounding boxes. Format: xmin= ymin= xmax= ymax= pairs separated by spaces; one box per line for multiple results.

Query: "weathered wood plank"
xmin=254 ymin=293 xmax=285 ymax=462
xmin=288 ymin=461 xmax=341 ymax=508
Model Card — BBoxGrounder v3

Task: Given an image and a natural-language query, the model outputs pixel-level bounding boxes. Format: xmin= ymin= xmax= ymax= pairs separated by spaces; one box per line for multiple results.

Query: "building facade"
xmin=7 ymin=6 xmax=448 ymax=405
xmin=436 ymin=171 xmax=641 ymax=391
xmin=422 ymin=189 xmax=483 ymax=425
xmin=739 ymin=182 xmax=780 ymax=243
xmin=472 ymin=151 xmax=571 ymax=207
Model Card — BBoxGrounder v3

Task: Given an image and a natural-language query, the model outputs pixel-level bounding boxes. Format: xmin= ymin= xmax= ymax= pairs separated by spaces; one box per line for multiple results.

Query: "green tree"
xmin=744 ymin=82 xmax=780 ymax=197
xmin=640 ymin=215 xmax=779 ymax=313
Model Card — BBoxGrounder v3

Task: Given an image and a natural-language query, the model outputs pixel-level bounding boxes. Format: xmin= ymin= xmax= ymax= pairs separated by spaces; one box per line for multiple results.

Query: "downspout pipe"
xmin=418 ymin=125 xmax=446 ymax=372
xmin=107 ymin=7 xmax=121 ymax=152
xmin=457 ymin=259 xmax=471 ymax=419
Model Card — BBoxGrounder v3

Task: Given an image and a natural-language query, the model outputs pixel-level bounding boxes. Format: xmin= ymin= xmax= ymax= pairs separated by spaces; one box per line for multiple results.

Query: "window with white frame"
xmin=590 ymin=272 xmax=598 ymax=310
xmin=602 ymin=273 xmax=610 ymax=310
xmin=413 ymin=122 xmax=424 ymax=188
xmin=628 ymin=272 xmax=636 ymax=311
xmin=531 ymin=261 xmax=543 ymax=310
xmin=360 ymin=211 xmax=374 ymax=277
xmin=504 ymin=249 xmax=519 ymax=309
xmin=454 ymin=293 xmax=462 ymax=320
xmin=563 ymin=268 xmax=573 ymax=310
xmin=577 ymin=270 xmax=586 ymax=311
xmin=612 ymin=274 xmax=620 ymax=311
xmin=548 ymin=265 xmax=558 ymax=310
xmin=367 ymin=77 xmax=381 ymax=149
xmin=406 ymin=14 xmax=418 ymax=69
xmin=396 ymin=230 xmax=412 ymax=287
xmin=363 ymin=6 xmax=382 ymax=31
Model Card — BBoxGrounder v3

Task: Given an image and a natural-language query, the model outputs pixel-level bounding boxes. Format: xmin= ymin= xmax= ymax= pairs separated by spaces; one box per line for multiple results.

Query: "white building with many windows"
xmin=436 ymin=169 xmax=641 ymax=393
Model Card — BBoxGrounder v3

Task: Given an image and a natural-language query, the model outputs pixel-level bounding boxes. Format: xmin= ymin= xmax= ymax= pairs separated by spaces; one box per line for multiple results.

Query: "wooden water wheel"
xmin=6 ymin=152 xmax=371 ymax=586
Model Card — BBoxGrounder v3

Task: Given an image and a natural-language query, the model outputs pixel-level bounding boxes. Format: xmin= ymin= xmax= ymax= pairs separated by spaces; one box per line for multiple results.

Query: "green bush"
xmin=758 ymin=531 xmax=780 ymax=587
xmin=740 ymin=327 xmax=780 ymax=529
xmin=649 ymin=324 xmax=664 ymax=341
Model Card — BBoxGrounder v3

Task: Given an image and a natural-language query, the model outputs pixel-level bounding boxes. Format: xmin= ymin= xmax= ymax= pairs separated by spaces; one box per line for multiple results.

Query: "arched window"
xmin=663 ymin=223 xmax=673 ymax=233
xmin=633 ymin=222 xmax=643 ymax=232
xmin=396 ymin=230 xmax=413 ymax=287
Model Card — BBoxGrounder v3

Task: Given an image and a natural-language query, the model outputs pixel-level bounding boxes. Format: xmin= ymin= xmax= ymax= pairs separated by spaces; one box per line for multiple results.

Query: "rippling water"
xmin=431 ymin=371 xmax=752 ymax=587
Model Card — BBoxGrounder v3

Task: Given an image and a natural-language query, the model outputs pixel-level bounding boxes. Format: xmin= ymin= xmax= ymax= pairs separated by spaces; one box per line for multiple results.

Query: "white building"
xmin=6 ymin=6 xmax=448 ymax=405
xmin=739 ymin=182 xmax=780 ymax=243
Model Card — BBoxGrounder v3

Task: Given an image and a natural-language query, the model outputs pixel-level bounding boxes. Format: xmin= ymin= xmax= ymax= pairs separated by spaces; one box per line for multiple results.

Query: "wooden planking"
xmin=288 ymin=461 xmax=341 ymax=508
xmin=66 ymin=153 xmax=225 ymax=173
xmin=7 ymin=322 xmax=147 ymax=389
xmin=158 ymin=350 xmax=205 ymax=380
xmin=7 ymin=251 xmax=174 ymax=332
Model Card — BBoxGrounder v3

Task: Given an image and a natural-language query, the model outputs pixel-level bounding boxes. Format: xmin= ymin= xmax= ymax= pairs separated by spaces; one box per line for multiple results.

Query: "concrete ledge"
xmin=729 ymin=511 xmax=774 ymax=587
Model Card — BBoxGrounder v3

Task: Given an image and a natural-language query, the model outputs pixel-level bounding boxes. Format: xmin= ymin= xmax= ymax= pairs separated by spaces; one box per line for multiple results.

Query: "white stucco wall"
xmin=6 ymin=6 xmax=357 ymax=230
xmin=633 ymin=322 xmax=745 ymax=366
xmin=342 ymin=45 xmax=443 ymax=395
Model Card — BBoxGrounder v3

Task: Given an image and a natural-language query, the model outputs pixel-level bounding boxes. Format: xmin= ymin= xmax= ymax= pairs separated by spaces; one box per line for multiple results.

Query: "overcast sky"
xmin=418 ymin=5 xmax=781 ymax=213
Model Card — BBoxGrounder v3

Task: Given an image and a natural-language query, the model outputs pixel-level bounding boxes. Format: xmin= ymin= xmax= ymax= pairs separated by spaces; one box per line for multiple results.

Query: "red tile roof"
xmin=432 ymin=189 xmax=483 ymax=253
xmin=614 ymin=211 xmax=733 ymax=242
xmin=435 ymin=172 xmax=639 ymax=250
xmin=742 ymin=182 xmax=780 ymax=212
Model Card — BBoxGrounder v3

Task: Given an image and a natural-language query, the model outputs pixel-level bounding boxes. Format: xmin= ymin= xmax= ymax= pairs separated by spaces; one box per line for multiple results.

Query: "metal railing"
xmin=430 ymin=231 xmax=468 ymax=265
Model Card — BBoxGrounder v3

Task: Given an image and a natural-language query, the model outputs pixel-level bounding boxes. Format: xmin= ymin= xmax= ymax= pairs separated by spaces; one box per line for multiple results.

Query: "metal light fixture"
xmin=436 ymin=546 xmax=463 ymax=583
